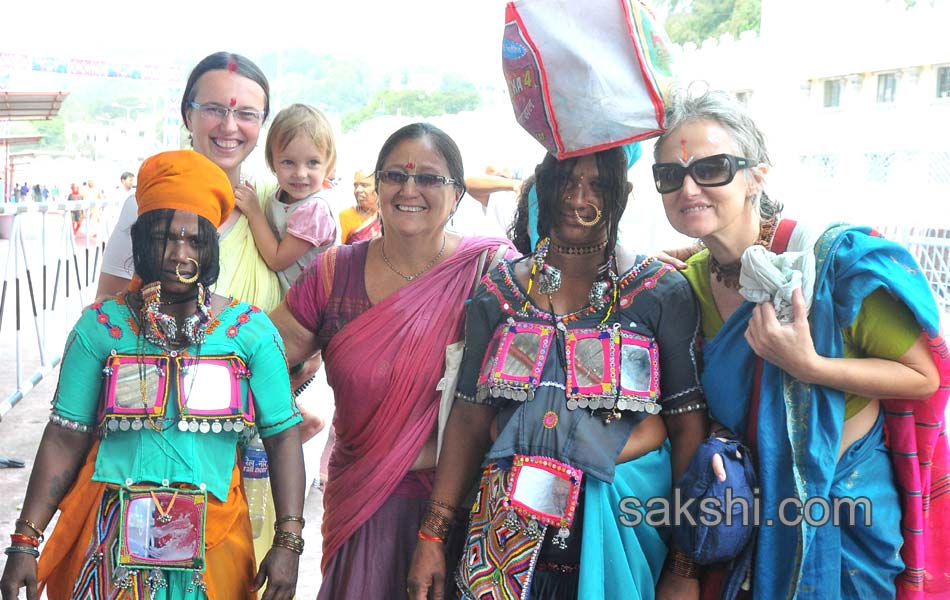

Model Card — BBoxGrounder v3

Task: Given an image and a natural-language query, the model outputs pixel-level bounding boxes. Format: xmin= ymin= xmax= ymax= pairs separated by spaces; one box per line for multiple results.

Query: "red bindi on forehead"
xmin=404 ymin=161 xmax=415 ymax=170
xmin=229 ymin=97 xmax=237 ymax=107
xmin=680 ymin=139 xmax=689 ymax=162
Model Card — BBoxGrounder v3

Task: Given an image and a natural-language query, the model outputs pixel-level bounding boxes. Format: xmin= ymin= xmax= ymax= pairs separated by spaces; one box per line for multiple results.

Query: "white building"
xmin=667 ymin=0 xmax=950 ymax=228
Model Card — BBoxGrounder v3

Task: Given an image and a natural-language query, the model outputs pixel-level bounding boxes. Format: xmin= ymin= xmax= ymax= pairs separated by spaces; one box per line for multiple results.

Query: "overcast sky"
xmin=3 ymin=0 xmax=513 ymax=82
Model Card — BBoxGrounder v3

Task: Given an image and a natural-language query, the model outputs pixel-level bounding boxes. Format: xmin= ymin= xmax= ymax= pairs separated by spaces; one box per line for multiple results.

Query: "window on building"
xmin=929 ymin=152 xmax=950 ymax=184
xmin=938 ymin=67 xmax=950 ymax=99
xmin=800 ymin=154 xmax=840 ymax=180
xmin=823 ymin=80 xmax=842 ymax=108
xmin=877 ymin=73 xmax=897 ymax=103
xmin=865 ymin=152 xmax=895 ymax=182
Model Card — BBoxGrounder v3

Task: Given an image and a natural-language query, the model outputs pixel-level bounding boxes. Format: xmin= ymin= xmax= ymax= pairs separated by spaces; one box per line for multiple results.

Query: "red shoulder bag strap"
xmin=744 ymin=219 xmax=797 ymax=461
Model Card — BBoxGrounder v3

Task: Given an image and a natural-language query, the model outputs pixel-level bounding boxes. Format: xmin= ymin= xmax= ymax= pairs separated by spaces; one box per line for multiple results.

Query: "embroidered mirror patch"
xmin=476 ymin=321 xmax=554 ymax=402
xmin=564 ymin=328 xmax=661 ymax=413
xmin=118 ymin=486 xmax=207 ymax=570
xmin=102 ymin=354 xmax=169 ymax=418
xmin=176 ymin=355 xmax=254 ymax=434
xmin=509 ymin=455 xmax=583 ymax=529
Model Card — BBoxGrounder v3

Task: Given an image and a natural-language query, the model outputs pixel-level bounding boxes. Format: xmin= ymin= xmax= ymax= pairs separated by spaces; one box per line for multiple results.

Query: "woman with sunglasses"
xmin=653 ymin=89 xmax=948 ymax=599
xmin=268 ymin=122 xmax=515 ymax=599
xmin=408 ymin=143 xmax=708 ymax=599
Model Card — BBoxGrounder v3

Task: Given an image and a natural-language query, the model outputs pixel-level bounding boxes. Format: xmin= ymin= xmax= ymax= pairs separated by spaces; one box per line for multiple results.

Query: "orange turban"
xmin=135 ymin=150 xmax=234 ymax=227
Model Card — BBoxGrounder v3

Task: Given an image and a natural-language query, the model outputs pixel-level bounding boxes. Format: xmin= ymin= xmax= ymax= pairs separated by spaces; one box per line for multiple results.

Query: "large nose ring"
xmin=175 ymin=258 xmax=200 ymax=284
xmin=574 ymin=202 xmax=602 ymax=227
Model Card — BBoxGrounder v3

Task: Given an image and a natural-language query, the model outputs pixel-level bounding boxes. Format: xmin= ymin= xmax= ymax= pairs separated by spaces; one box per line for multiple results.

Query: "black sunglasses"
xmin=652 ymin=154 xmax=756 ymax=194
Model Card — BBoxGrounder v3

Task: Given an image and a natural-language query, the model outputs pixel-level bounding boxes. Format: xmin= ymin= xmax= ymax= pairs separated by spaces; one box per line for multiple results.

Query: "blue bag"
xmin=671 ymin=437 xmax=756 ymax=565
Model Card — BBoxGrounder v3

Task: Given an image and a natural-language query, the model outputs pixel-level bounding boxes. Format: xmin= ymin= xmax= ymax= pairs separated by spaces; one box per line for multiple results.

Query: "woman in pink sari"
xmin=269 ymin=122 xmax=516 ymax=598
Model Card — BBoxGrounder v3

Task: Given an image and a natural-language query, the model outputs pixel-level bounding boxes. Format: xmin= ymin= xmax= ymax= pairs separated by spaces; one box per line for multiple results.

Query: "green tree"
xmin=658 ymin=0 xmax=761 ymax=45
xmin=33 ymin=117 xmax=66 ymax=148
xmin=341 ymin=82 xmax=481 ymax=132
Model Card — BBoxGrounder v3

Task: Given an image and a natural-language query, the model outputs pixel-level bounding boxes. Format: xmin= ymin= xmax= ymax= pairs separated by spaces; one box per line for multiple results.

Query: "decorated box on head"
xmin=502 ymin=0 xmax=675 ymax=159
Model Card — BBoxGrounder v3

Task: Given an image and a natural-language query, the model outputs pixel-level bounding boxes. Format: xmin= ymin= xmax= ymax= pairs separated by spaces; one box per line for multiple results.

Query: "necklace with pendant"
xmin=380 ymin=235 xmax=446 ymax=281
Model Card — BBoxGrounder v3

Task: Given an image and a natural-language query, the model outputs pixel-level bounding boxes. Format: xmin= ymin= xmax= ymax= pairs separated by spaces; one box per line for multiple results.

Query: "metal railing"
xmin=0 ymin=199 xmax=118 ymax=419
xmin=0 ymin=201 xmax=946 ymax=419
xmin=876 ymin=225 xmax=950 ymax=314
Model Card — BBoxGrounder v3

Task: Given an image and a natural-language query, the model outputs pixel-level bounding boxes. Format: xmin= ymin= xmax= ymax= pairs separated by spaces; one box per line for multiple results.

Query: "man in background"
xmin=449 ymin=164 xmax=521 ymax=237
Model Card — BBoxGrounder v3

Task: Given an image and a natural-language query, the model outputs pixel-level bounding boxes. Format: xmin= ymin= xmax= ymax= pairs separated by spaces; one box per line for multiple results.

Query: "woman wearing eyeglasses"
xmin=268 ymin=122 xmax=515 ymax=599
xmin=98 ymin=51 xmax=282 ymax=315
xmin=653 ymin=89 xmax=948 ymax=599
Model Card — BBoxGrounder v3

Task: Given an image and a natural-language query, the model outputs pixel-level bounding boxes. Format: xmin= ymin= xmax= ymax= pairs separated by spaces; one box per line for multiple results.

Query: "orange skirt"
xmin=38 ymin=442 xmax=257 ymax=600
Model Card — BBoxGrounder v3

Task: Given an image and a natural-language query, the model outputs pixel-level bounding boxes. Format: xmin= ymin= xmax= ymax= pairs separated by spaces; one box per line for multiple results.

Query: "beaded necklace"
xmin=134 ymin=282 xmax=211 ymax=432
xmin=553 ymin=240 xmax=608 ymax=256
xmin=140 ymin=281 xmax=212 ymax=350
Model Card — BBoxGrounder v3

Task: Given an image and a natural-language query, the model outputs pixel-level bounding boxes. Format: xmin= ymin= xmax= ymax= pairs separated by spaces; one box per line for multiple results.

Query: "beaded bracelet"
xmin=49 ymin=413 xmax=91 ymax=433
xmin=453 ymin=390 xmax=476 ymax=403
xmin=4 ymin=545 xmax=40 ymax=558
xmin=417 ymin=530 xmax=444 ymax=544
xmin=663 ymin=401 xmax=708 ymax=416
xmin=15 ymin=518 xmax=45 ymax=542
xmin=10 ymin=534 xmax=39 ymax=548
xmin=274 ymin=515 xmax=306 ymax=530
xmin=668 ymin=549 xmax=699 ymax=579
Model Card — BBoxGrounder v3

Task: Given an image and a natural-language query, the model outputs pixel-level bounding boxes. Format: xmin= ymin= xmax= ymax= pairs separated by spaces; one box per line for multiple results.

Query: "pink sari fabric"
xmin=888 ymin=333 xmax=950 ymax=599
xmin=287 ymin=236 xmax=513 ymax=573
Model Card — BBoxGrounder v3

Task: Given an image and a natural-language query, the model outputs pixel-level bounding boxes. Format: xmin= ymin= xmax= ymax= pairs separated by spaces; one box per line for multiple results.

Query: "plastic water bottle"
xmin=242 ymin=435 xmax=269 ymax=539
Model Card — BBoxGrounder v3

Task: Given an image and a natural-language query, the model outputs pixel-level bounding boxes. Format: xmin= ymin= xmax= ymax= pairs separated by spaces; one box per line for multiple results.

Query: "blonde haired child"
xmin=235 ymin=103 xmax=337 ymax=292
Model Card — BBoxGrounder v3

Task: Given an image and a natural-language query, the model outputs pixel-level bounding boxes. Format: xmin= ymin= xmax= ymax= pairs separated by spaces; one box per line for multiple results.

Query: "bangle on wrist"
xmin=274 ymin=515 xmax=306 ymax=530
xmin=425 ymin=498 xmax=457 ymax=514
xmin=15 ymin=519 xmax=45 ymax=542
xmin=271 ymin=530 xmax=305 ymax=555
xmin=4 ymin=545 xmax=40 ymax=558
xmin=668 ymin=549 xmax=699 ymax=579
xmin=421 ymin=504 xmax=455 ymax=539
xmin=9 ymin=534 xmax=39 ymax=548
xmin=417 ymin=530 xmax=444 ymax=544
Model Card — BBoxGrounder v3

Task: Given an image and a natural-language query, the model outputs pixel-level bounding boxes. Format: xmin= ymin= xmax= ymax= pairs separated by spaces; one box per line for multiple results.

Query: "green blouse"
xmin=51 ymin=296 xmax=300 ymax=501
xmin=683 ymin=250 xmax=919 ymax=420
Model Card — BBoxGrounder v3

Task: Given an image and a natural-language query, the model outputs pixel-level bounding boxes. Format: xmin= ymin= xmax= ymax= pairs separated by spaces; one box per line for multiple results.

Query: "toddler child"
xmin=234 ymin=103 xmax=337 ymax=292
